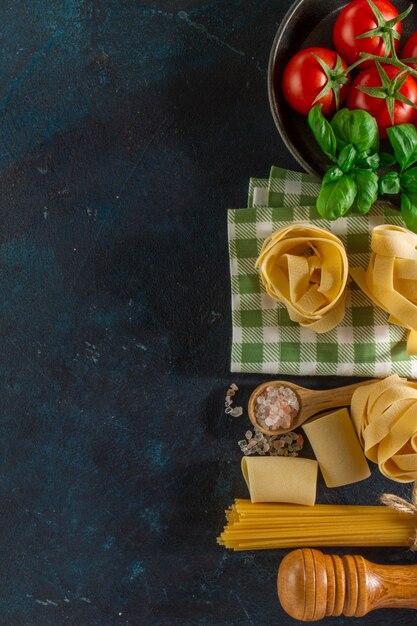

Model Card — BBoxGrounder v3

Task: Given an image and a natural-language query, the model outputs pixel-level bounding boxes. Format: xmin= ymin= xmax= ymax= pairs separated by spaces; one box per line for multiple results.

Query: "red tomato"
xmin=346 ymin=64 xmax=417 ymax=138
xmin=333 ymin=0 xmax=402 ymax=66
xmin=282 ymin=47 xmax=349 ymax=116
xmin=402 ymin=31 xmax=417 ymax=70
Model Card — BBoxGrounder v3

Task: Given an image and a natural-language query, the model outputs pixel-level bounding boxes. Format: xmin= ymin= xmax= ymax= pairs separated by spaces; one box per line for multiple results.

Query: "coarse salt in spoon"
xmin=248 ymin=379 xmax=377 ymax=436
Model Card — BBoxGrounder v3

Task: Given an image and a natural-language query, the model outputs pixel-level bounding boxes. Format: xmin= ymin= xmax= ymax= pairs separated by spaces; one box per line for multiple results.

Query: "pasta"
xmin=241 ymin=456 xmax=318 ymax=505
xmin=217 ymin=499 xmax=416 ymax=550
xmin=255 ymin=223 xmax=348 ymax=333
xmin=350 ymin=224 xmax=417 ymax=355
xmin=351 ymin=374 xmax=417 ymax=483
xmin=302 ymin=408 xmax=370 ymax=488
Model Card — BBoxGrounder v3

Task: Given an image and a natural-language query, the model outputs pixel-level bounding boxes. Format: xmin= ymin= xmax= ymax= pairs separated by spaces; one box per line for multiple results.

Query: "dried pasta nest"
xmin=350 ymin=224 xmax=417 ymax=355
xmin=351 ymin=374 xmax=417 ymax=483
xmin=256 ymin=223 xmax=348 ymax=333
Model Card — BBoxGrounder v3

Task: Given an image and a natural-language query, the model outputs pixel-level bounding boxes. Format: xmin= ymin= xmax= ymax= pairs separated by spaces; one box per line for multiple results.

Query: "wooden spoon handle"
xmin=300 ymin=380 xmax=375 ymax=420
xmin=278 ymin=548 xmax=417 ymax=621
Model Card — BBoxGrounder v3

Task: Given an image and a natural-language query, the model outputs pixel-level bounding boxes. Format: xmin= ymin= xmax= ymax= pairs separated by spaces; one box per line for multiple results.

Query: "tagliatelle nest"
xmin=350 ymin=224 xmax=417 ymax=355
xmin=255 ymin=223 xmax=349 ymax=333
xmin=351 ymin=374 xmax=417 ymax=483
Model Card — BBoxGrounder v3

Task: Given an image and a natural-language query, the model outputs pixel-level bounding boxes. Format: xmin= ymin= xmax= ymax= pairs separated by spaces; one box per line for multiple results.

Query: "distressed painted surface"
xmin=0 ymin=1 xmax=416 ymax=624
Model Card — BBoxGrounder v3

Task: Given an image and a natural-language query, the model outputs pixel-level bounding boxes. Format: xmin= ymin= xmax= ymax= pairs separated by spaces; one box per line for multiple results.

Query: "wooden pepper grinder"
xmin=278 ymin=548 xmax=417 ymax=621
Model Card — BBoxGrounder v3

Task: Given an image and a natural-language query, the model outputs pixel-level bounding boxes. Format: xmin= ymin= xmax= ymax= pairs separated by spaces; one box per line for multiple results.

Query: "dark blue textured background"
xmin=1 ymin=1 xmax=416 ymax=624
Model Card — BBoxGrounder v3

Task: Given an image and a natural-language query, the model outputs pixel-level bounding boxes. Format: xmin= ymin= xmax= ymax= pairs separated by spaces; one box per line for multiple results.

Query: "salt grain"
xmin=254 ymin=385 xmax=299 ymax=431
xmin=230 ymin=406 xmax=243 ymax=418
xmin=237 ymin=427 xmax=304 ymax=458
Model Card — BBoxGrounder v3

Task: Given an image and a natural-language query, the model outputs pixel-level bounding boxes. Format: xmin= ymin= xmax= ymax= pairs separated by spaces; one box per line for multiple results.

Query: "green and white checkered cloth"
xmin=228 ymin=166 xmax=417 ymax=378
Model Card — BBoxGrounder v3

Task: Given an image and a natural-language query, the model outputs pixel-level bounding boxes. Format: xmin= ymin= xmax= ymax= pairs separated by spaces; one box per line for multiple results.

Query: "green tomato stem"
xmin=359 ymin=53 xmax=417 ymax=80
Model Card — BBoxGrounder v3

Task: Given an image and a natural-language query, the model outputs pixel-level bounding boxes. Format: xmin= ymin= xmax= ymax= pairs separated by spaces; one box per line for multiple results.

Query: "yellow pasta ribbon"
xmin=255 ymin=224 xmax=348 ymax=333
xmin=351 ymin=375 xmax=417 ymax=483
xmin=350 ymin=224 xmax=417 ymax=355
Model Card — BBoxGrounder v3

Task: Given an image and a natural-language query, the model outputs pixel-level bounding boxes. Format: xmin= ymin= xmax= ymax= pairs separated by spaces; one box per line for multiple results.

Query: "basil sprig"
xmin=308 ymin=105 xmax=380 ymax=220
xmin=308 ymin=104 xmax=417 ymax=233
xmin=384 ymin=125 xmax=417 ymax=230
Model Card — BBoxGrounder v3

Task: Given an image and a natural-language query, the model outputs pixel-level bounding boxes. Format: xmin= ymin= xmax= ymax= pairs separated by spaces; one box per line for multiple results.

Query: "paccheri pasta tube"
xmin=302 ymin=408 xmax=370 ymax=488
xmin=241 ymin=456 xmax=318 ymax=505
xmin=350 ymin=224 xmax=417 ymax=355
xmin=351 ymin=374 xmax=417 ymax=483
xmin=255 ymin=223 xmax=348 ymax=332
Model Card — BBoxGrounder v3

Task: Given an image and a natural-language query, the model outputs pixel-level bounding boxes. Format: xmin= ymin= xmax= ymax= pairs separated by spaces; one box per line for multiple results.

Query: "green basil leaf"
xmin=386 ymin=124 xmax=417 ymax=172
xmin=356 ymin=151 xmax=380 ymax=170
xmin=331 ymin=108 xmax=379 ymax=153
xmin=308 ymin=104 xmax=337 ymax=162
xmin=400 ymin=192 xmax=417 ymax=233
xmin=379 ymin=151 xmax=397 ymax=167
xmin=322 ymin=166 xmax=343 ymax=186
xmin=338 ymin=144 xmax=357 ymax=172
xmin=380 ymin=171 xmax=401 ymax=195
xmin=347 ymin=110 xmax=379 ymax=153
xmin=330 ymin=108 xmax=351 ymax=151
xmin=401 ymin=167 xmax=417 ymax=194
xmin=351 ymin=168 xmax=378 ymax=214
xmin=316 ymin=175 xmax=357 ymax=220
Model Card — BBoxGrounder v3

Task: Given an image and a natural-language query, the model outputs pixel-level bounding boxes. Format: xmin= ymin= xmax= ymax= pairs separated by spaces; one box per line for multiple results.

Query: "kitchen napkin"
xmin=228 ymin=166 xmax=417 ymax=377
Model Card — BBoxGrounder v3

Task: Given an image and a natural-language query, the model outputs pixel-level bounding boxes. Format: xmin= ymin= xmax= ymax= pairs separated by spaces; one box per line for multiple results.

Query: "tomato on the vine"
xmin=333 ymin=0 xmax=406 ymax=67
xmin=346 ymin=64 xmax=417 ymax=138
xmin=282 ymin=47 xmax=349 ymax=116
xmin=401 ymin=31 xmax=417 ymax=70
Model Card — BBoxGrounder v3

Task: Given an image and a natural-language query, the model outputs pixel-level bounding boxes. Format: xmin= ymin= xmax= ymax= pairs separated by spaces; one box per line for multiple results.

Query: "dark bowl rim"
xmin=267 ymin=0 xmax=327 ymax=179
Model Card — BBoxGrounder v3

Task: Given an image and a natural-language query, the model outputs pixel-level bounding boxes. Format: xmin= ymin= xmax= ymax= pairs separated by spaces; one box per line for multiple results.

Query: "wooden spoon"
xmin=248 ymin=379 xmax=376 ymax=435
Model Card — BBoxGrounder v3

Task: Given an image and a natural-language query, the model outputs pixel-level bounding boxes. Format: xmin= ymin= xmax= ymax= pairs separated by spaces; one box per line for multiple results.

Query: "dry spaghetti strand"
xmin=217 ymin=499 xmax=416 ymax=551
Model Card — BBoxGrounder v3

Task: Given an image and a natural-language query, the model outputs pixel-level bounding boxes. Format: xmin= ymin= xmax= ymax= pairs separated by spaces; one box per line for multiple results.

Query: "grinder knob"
xmin=278 ymin=548 xmax=417 ymax=621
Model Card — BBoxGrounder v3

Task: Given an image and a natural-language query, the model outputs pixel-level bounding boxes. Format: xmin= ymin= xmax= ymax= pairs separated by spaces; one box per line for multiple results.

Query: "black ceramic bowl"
xmin=268 ymin=0 xmax=415 ymax=178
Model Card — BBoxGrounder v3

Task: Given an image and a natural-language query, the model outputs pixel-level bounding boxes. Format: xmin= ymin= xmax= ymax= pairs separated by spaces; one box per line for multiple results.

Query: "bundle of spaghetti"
xmin=217 ymin=499 xmax=416 ymax=550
